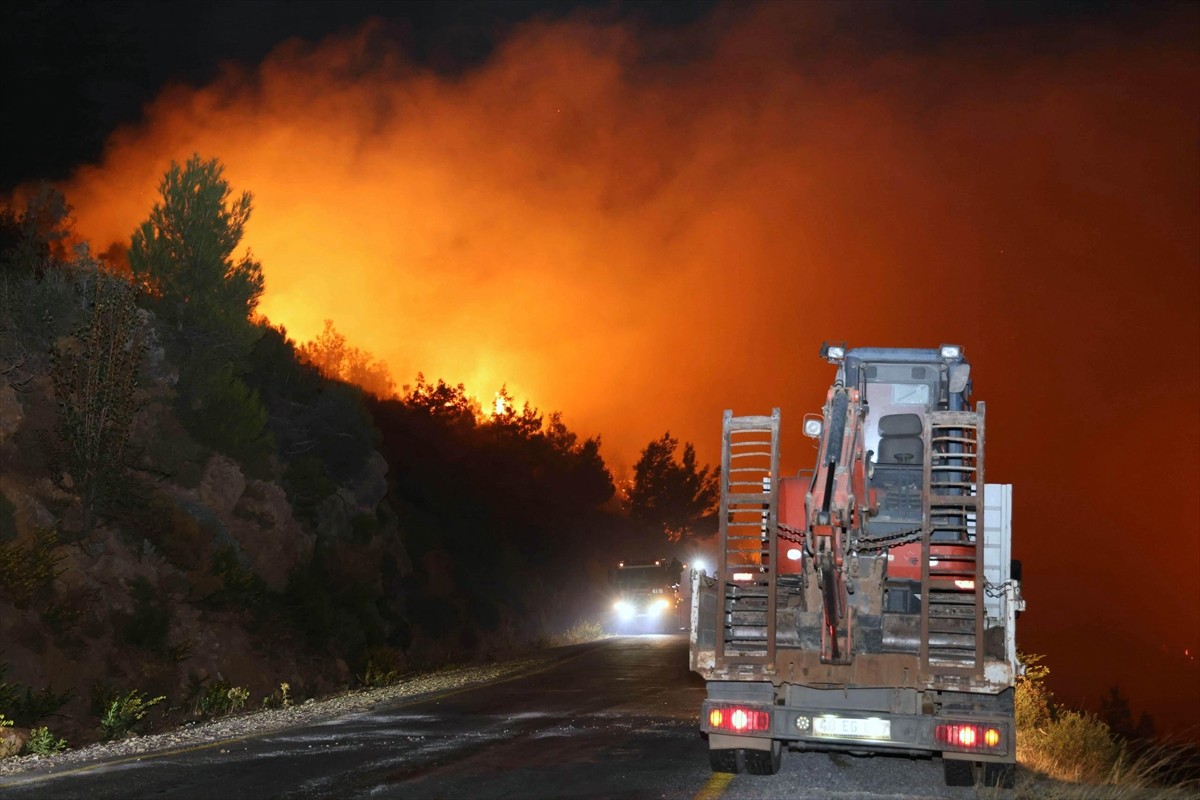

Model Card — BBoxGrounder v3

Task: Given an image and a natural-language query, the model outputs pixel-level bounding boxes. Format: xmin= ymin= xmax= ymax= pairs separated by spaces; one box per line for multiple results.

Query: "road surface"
xmin=0 ymin=635 xmax=989 ymax=799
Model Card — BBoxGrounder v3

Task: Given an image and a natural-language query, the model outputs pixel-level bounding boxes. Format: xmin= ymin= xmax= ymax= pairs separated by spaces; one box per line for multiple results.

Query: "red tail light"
xmin=706 ymin=704 xmax=771 ymax=733
xmin=935 ymin=722 xmax=1005 ymax=752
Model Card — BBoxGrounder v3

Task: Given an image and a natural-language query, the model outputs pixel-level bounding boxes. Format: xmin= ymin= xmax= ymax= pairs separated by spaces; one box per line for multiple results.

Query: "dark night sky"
xmin=4 ymin=0 xmax=724 ymax=191
xmin=3 ymin=0 xmax=1198 ymax=738
xmin=0 ymin=0 xmax=1164 ymax=192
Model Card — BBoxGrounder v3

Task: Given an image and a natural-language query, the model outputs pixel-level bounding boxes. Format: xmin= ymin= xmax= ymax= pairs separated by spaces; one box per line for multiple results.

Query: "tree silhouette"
xmin=628 ymin=433 xmax=719 ymax=542
xmin=561 ymin=435 xmax=615 ymax=511
xmin=0 ymin=183 xmax=73 ymax=277
xmin=51 ymin=264 xmax=144 ymax=537
xmin=298 ymin=319 xmax=396 ymax=399
xmin=487 ymin=385 xmax=542 ymax=439
xmin=128 ymin=155 xmax=274 ymax=466
xmin=1098 ymin=685 xmax=1156 ymax=742
xmin=403 ymin=373 xmax=479 ymax=424
xmin=129 ymin=154 xmax=264 ymax=366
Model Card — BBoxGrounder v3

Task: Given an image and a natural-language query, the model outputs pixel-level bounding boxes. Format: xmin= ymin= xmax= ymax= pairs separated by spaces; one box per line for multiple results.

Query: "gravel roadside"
xmin=0 ymin=655 xmax=552 ymax=778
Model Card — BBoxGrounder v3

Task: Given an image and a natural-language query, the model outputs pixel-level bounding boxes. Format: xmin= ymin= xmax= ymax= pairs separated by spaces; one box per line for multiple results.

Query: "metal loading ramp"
xmin=716 ymin=409 xmax=780 ymax=667
xmin=920 ymin=404 xmax=986 ymax=679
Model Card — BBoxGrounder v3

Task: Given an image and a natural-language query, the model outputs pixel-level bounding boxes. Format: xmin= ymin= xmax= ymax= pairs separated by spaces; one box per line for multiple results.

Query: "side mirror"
xmin=803 ymin=415 xmax=823 ymax=439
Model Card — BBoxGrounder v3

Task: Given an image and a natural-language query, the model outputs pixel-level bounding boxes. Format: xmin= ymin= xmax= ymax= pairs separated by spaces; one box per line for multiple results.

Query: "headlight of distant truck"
xmin=613 ymin=600 xmax=634 ymax=618
xmin=649 ymin=597 xmax=671 ymax=615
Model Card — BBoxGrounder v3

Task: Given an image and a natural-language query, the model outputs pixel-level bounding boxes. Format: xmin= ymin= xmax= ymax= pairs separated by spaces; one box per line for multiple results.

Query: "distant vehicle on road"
xmin=610 ymin=558 xmax=683 ymax=633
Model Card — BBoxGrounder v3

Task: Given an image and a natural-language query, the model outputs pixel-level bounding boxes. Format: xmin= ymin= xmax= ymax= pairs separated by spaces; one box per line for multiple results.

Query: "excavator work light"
xmin=821 ymin=341 xmax=847 ymax=362
xmin=939 ymin=344 xmax=963 ymax=359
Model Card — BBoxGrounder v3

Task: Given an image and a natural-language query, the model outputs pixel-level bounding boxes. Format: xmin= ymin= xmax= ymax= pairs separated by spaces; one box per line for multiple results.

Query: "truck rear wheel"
xmin=744 ymin=740 xmax=782 ymax=775
xmin=709 ymin=748 xmax=744 ymax=773
xmin=942 ymin=758 xmax=974 ymax=786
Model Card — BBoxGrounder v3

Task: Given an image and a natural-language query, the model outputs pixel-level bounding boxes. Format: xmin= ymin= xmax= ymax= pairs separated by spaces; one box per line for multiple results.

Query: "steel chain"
xmin=777 ymin=522 xmax=806 ymax=545
xmin=984 ymin=580 xmax=1014 ymax=597
xmin=776 ymin=523 xmax=923 ymax=553
xmin=851 ymin=526 xmax=923 ymax=553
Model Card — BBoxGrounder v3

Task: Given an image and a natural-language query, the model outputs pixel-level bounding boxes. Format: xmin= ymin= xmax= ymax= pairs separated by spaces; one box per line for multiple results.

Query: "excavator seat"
xmin=877 ymin=413 xmax=923 ymax=465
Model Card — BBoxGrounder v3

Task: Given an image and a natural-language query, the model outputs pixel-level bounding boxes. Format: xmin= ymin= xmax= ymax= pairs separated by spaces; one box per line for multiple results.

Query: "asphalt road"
xmin=0 ymin=636 xmax=989 ymax=799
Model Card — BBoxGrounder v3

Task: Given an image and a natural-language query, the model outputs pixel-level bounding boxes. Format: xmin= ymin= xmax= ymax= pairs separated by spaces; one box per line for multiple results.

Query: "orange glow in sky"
xmin=18 ymin=3 xmax=1199 ymax=735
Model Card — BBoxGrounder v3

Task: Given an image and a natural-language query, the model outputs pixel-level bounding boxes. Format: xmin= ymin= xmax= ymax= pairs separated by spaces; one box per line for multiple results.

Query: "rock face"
xmin=0 ymin=482 xmax=57 ymax=537
xmin=0 ymin=727 xmax=29 ymax=759
xmin=352 ymin=452 xmax=389 ymax=513
xmin=228 ymin=480 xmax=315 ymax=591
xmin=196 ymin=454 xmax=317 ymax=591
xmin=314 ymin=451 xmax=390 ymax=541
xmin=199 ymin=455 xmax=247 ymax=516
xmin=0 ymin=381 xmax=22 ymax=443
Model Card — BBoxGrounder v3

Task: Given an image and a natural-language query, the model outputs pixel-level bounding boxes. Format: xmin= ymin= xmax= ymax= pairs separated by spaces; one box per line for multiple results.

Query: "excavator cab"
xmin=847 ymin=348 xmax=970 ymax=534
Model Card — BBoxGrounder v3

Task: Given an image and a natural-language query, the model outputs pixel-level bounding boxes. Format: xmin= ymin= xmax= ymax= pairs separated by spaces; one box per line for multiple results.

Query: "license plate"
xmin=812 ymin=715 xmax=892 ymax=740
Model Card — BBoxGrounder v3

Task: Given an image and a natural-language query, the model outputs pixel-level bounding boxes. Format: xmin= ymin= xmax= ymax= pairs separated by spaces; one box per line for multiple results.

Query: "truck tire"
xmin=982 ymin=761 xmax=1015 ymax=788
xmin=744 ymin=740 xmax=783 ymax=775
xmin=709 ymin=748 xmax=744 ymax=773
xmin=942 ymin=758 xmax=974 ymax=786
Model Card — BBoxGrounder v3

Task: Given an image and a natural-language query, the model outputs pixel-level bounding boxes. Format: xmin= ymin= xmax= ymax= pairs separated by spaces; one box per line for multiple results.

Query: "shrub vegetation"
xmin=1015 ymin=653 xmax=1199 ymax=796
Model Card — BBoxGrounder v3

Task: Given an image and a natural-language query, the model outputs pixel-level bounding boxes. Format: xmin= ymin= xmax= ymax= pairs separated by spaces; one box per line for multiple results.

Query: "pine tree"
xmin=129 ymin=154 xmax=264 ymax=367
xmin=629 ymin=433 xmax=719 ymax=542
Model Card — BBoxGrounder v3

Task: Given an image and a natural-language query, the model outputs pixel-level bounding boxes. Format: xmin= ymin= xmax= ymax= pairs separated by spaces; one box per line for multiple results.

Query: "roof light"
xmin=939 ymin=344 xmax=962 ymax=359
xmin=803 ymin=417 xmax=823 ymax=438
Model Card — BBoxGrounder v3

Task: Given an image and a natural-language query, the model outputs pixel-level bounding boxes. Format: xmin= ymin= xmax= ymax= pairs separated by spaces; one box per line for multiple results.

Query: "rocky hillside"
xmin=0 ymin=280 xmax=407 ymax=751
xmin=0 ymin=169 xmax=638 ymax=758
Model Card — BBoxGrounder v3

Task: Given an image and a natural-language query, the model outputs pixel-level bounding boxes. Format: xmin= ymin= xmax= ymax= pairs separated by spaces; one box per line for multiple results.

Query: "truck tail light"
xmin=707 ymin=705 xmax=771 ymax=734
xmin=935 ymin=722 xmax=1005 ymax=753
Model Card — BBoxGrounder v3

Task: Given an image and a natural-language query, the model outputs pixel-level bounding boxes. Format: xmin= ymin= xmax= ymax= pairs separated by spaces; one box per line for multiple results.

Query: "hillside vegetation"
xmin=0 ymin=158 xmax=705 ymax=754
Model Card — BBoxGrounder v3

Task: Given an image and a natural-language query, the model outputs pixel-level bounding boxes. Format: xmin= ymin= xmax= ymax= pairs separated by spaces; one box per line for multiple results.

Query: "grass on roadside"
xmin=1009 ymin=653 xmax=1199 ymax=798
xmin=541 ymin=619 xmax=608 ymax=648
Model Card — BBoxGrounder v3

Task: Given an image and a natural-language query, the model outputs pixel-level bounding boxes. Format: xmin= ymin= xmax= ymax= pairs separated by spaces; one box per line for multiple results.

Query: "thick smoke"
xmin=44 ymin=3 xmax=1200 ymax=733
